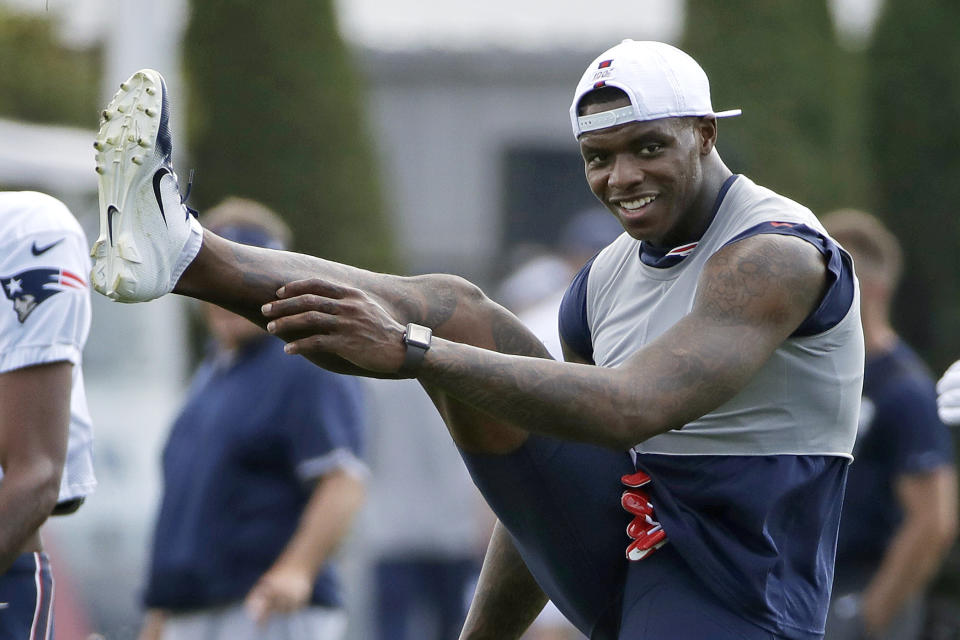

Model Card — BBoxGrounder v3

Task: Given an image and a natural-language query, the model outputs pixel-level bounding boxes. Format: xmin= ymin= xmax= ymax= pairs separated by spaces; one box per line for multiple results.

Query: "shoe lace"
xmin=181 ymin=169 xmax=199 ymax=219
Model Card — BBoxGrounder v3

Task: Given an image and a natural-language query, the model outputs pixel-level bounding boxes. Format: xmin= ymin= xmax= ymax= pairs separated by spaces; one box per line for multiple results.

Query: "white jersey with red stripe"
xmin=0 ymin=191 xmax=96 ymax=503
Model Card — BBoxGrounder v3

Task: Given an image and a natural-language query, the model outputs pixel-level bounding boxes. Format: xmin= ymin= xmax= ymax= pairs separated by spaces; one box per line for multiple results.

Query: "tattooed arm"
xmin=175 ymin=230 xmax=551 ymax=452
xmin=266 ymin=233 xmax=829 ymax=450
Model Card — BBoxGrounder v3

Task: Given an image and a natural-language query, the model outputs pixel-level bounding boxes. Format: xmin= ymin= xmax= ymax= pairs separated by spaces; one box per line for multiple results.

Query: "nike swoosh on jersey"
xmin=31 ymin=239 xmax=64 ymax=256
xmin=152 ymin=168 xmax=171 ymax=227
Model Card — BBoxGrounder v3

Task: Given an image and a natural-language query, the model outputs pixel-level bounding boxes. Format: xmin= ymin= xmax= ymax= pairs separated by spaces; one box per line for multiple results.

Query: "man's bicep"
xmin=0 ymin=362 xmax=72 ymax=471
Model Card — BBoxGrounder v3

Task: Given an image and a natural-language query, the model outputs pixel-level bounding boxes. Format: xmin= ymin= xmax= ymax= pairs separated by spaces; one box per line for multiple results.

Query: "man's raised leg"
xmin=177 ymin=230 xmax=546 ymax=453
xmin=91 ymin=69 xmax=629 ymax=636
xmin=91 ymin=68 xmax=546 ymax=452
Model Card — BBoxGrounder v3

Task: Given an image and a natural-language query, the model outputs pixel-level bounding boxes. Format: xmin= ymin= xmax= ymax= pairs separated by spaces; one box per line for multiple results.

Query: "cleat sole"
xmin=93 ymin=70 xmax=165 ymax=300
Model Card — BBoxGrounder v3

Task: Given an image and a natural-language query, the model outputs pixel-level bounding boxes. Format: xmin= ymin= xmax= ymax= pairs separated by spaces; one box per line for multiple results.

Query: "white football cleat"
xmin=91 ymin=69 xmax=203 ymax=302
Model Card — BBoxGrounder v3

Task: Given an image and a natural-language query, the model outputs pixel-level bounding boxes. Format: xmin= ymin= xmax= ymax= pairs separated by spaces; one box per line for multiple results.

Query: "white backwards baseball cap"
xmin=570 ymin=39 xmax=741 ymax=138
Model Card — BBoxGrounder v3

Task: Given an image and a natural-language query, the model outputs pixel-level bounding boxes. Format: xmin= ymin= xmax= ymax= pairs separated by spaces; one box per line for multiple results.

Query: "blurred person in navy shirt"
xmin=823 ymin=210 xmax=957 ymax=640
xmin=138 ymin=199 xmax=367 ymax=640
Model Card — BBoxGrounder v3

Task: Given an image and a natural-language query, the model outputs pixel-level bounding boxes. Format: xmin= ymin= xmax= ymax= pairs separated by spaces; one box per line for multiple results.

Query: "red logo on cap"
xmin=598 ymin=59 xmax=613 ymax=69
xmin=593 ymin=81 xmax=607 ymax=89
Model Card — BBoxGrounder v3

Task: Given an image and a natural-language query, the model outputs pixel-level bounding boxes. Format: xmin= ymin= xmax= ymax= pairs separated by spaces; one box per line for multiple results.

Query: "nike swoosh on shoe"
xmin=152 ymin=167 xmax=171 ymax=226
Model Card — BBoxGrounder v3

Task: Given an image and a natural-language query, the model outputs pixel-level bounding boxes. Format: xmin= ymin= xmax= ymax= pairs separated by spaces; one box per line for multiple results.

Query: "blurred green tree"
xmin=0 ymin=7 xmax=101 ymax=127
xmin=867 ymin=0 xmax=960 ymax=369
xmin=184 ymin=0 xmax=393 ymax=271
xmin=682 ymin=1 xmax=870 ymax=215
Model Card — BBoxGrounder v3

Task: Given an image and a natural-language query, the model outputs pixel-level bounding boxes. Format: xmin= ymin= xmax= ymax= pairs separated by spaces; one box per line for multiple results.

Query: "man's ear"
xmin=696 ymin=116 xmax=718 ymax=155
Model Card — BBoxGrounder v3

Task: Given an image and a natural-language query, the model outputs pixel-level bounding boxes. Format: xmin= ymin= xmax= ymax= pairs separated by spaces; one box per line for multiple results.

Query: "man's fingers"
xmin=267 ymin=310 xmax=338 ymax=340
xmin=276 ymin=278 xmax=350 ymax=300
xmin=262 ymin=293 xmax=340 ymax=319
xmin=284 ymin=334 xmax=338 ymax=356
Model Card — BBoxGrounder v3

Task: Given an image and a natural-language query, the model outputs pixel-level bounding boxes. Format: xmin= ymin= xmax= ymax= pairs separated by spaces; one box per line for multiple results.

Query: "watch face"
xmin=406 ymin=324 xmax=432 ymax=347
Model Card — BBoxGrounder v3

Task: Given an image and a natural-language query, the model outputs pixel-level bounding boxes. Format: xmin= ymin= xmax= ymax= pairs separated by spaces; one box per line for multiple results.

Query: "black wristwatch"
xmin=399 ymin=323 xmax=432 ymax=376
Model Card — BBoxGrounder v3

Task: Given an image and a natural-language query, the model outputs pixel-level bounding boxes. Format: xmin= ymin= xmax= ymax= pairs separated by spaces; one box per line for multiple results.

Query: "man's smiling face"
xmin=578 ymin=96 xmax=714 ymax=247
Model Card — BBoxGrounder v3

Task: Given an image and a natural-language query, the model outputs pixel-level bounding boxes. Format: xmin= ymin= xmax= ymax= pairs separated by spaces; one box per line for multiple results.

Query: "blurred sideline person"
xmin=94 ymin=40 xmax=863 ymax=640
xmin=0 ymin=191 xmax=97 ymax=638
xmin=822 ymin=210 xmax=957 ymax=640
xmin=362 ymin=377 xmax=487 ymax=640
xmin=137 ymin=199 xmax=367 ymax=640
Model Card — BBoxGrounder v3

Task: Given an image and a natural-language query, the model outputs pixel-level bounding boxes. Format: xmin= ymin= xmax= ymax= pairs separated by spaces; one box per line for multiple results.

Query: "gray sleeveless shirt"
xmin=584 ymin=175 xmax=863 ymax=458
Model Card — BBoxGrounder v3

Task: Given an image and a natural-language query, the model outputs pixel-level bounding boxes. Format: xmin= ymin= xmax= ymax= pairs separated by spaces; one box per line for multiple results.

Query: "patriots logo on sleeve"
xmin=1 ymin=268 xmax=86 ymax=323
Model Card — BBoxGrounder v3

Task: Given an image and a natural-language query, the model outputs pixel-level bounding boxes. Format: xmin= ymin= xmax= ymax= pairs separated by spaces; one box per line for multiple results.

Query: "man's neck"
xmin=664 ymin=155 xmax=733 ymax=248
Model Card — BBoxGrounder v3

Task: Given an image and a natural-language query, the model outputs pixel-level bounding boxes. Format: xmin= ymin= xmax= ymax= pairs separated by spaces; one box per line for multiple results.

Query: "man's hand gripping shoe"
xmin=91 ymin=69 xmax=202 ymax=302
xmin=621 ymin=469 xmax=668 ymax=561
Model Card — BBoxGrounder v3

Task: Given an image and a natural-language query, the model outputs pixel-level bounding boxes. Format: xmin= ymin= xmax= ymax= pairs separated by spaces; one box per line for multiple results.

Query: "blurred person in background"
xmin=137 ymin=198 xmax=367 ymax=640
xmin=0 ymin=191 xmax=97 ymax=638
xmin=362 ymin=376 xmax=488 ymax=640
xmin=822 ymin=210 xmax=957 ymax=640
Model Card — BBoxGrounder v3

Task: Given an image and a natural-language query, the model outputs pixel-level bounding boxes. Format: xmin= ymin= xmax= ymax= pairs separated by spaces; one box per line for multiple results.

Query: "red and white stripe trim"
xmin=665 ymin=242 xmax=698 ymax=257
xmin=58 ymin=269 xmax=86 ymax=289
xmin=29 ymin=552 xmax=54 ymax=640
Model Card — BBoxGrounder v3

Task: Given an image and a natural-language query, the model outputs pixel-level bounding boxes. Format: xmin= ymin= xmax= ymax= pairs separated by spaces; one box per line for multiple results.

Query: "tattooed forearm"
xmin=419 ymin=319 xmax=764 ymax=450
xmin=418 ymin=234 xmax=829 ymax=450
xmin=420 ymin=340 xmax=642 ymax=449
